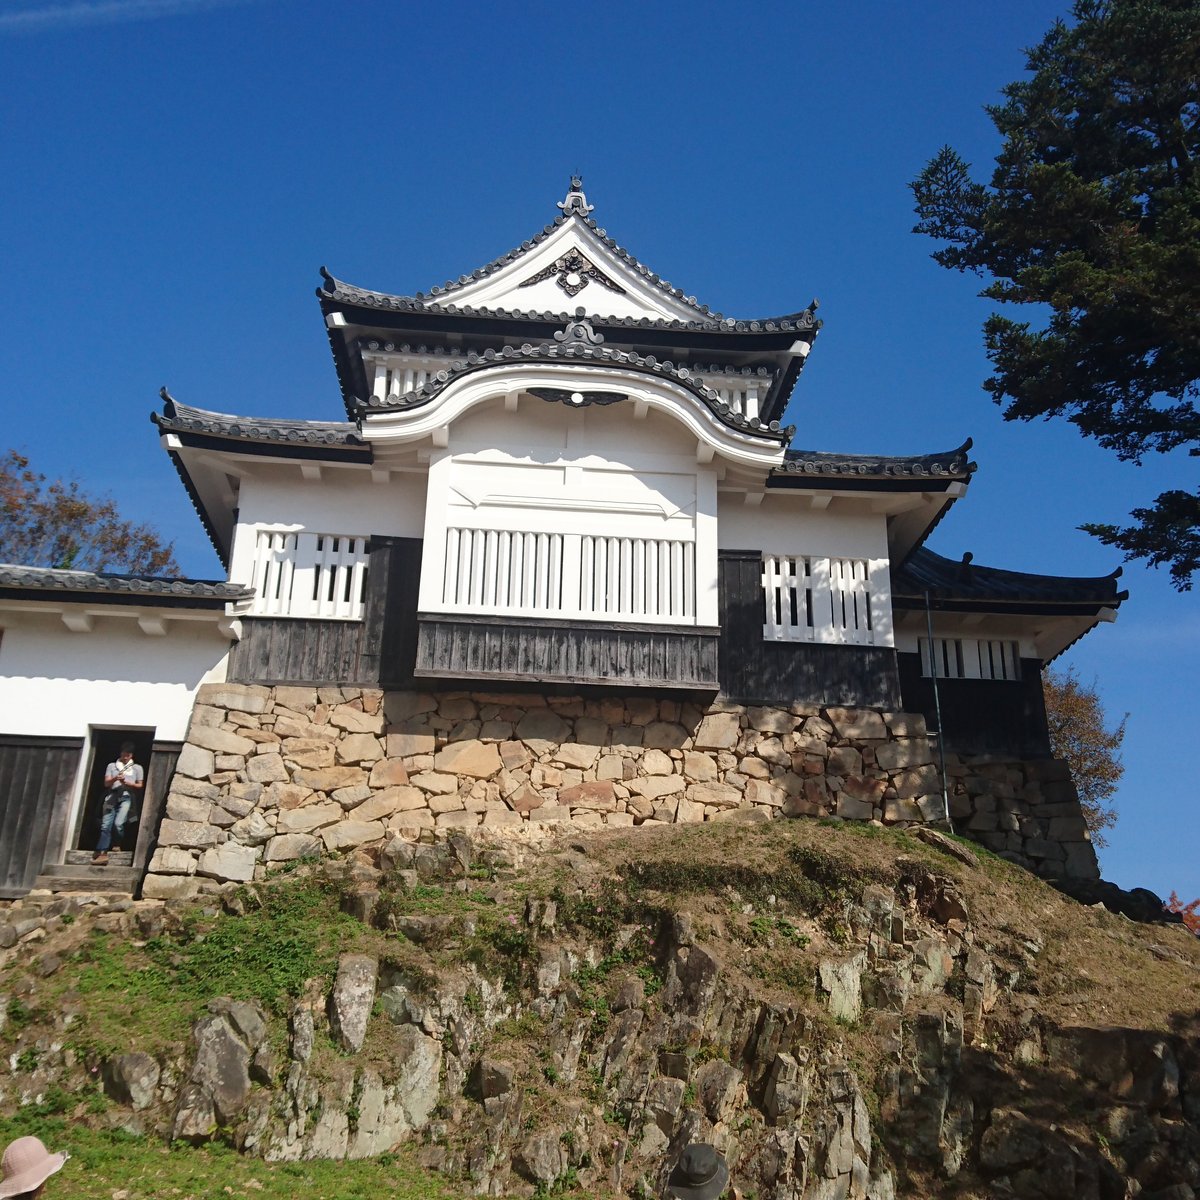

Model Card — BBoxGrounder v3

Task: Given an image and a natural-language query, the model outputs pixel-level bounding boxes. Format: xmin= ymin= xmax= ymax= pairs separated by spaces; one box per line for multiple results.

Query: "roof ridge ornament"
xmin=557 ymin=175 xmax=594 ymax=217
xmin=554 ymin=311 xmax=604 ymax=347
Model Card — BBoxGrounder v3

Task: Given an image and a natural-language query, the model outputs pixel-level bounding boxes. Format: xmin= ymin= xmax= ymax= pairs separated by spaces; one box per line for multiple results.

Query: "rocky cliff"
xmin=1 ymin=819 xmax=1196 ymax=1198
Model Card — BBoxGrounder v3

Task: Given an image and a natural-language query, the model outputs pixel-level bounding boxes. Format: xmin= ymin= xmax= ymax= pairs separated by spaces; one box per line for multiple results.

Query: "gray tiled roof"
xmin=357 ymin=334 xmax=796 ymax=443
xmin=774 ymin=440 xmax=976 ymax=481
xmin=893 ymin=547 xmax=1128 ymax=607
xmin=415 ymin=209 xmax=714 ymax=315
xmin=154 ymin=395 xmax=365 ymax=447
xmin=0 ymin=564 xmax=251 ymax=602
xmin=319 ymin=267 xmax=819 ymax=336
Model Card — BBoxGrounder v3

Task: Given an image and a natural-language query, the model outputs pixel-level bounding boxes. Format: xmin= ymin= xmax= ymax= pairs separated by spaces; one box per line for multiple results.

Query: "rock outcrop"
xmin=1 ymin=820 xmax=1196 ymax=1197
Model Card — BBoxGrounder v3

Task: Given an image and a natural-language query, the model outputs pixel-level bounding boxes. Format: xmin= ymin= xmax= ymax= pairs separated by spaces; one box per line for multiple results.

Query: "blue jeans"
xmin=96 ymin=791 xmax=132 ymax=852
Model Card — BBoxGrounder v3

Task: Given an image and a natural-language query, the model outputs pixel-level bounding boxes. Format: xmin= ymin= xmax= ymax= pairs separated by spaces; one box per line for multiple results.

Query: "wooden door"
xmin=0 ymin=735 xmax=83 ymax=899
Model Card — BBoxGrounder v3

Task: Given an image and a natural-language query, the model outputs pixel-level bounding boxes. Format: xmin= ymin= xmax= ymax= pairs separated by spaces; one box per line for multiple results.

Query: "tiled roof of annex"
xmin=773 ymin=440 xmax=976 ymax=483
xmin=892 ymin=546 xmax=1128 ymax=608
xmin=0 ymin=564 xmax=250 ymax=603
xmin=153 ymin=393 xmax=366 ymax=449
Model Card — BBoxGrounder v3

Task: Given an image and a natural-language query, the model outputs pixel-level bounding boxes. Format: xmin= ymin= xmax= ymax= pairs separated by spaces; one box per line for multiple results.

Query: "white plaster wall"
xmin=451 ymin=394 xmax=704 ymax=464
xmin=228 ymin=464 xmax=427 ymax=589
xmin=0 ymin=610 xmax=230 ymax=741
xmin=718 ymin=494 xmax=895 ymax=648
xmin=421 ymin=401 xmax=720 ymax=623
xmin=717 ymin=494 xmax=889 ymax=559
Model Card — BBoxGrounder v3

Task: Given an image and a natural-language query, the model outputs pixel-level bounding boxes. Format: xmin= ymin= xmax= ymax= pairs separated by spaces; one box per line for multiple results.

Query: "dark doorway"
xmin=74 ymin=729 xmax=156 ymax=853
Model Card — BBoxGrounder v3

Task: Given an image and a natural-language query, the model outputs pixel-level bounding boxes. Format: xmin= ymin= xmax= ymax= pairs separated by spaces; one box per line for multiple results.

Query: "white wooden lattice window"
xmin=441 ymin=526 xmax=696 ymax=622
xmin=443 ymin=529 xmax=566 ymax=612
xmin=920 ymin=637 xmax=1020 ymax=681
xmin=762 ymin=554 xmax=874 ymax=644
xmin=250 ymin=531 xmax=369 ymax=620
xmin=580 ymin=535 xmax=695 ymax=620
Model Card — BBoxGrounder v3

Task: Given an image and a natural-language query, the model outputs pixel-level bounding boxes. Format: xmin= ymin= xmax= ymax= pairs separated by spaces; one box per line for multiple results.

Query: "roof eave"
xmin=0 ymin=587 xmax=241 ymax=610
xmin=153 ymin=421 xmax=229 ymax=569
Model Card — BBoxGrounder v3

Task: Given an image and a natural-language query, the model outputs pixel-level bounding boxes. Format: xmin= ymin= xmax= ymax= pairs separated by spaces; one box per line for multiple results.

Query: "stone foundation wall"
xmin=945 ymin=754 xmax=1099 ymax=880
xmin=142 ymin=683 xmax=1098 ymax=899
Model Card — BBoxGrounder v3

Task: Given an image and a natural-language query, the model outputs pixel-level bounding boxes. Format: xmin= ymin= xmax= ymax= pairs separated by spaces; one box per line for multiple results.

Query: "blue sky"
xmin=1 ymin=0 xmax=1194 ymax=901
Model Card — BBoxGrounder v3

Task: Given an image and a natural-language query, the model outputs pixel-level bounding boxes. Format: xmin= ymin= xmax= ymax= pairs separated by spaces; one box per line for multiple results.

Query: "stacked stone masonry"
xmin=143 ymin=683 xmax=1099 ymax=898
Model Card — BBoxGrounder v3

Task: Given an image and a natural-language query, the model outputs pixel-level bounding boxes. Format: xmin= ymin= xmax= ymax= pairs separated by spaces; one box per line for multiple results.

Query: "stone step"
xmin=31 ymin=870 xmax=139 ymax=895
xmin=63 ymin=850 xmax=133 ymax=867
xmin=51 ymin=859 xmax=135 ymax=877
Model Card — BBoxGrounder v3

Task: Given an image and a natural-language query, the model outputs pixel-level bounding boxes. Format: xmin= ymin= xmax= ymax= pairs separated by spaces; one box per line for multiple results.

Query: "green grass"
xmin=3 ymin=872 xmax=377 ymax=1063
xmin=0 ymin=1115 xmax=466 ymax=1200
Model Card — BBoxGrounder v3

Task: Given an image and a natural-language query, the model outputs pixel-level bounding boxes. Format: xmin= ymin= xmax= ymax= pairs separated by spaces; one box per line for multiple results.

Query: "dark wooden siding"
xmin=897 ymin=653 xmax=1052 ymax=757
xmin=131 ymin=742 xmax=181 ymax=875
xmin=0 ymin=735 xmax=83 ymax=899
xmin=415 ymin=614 xmax=721 ymax=692
xmin=718 ymin=551 xmax=902 ymax=707
xmin=227 ymin=536 xmax=422 ymax=687
xmin=227 ymin=617 xmax=369 ymax=685
xmin=376 ymin=537 xmax=423 ymax=690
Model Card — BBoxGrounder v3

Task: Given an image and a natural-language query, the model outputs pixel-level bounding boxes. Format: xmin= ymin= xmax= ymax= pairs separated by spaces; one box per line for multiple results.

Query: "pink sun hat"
xmin=0 ymin=1137 xmax=68 ymax=1198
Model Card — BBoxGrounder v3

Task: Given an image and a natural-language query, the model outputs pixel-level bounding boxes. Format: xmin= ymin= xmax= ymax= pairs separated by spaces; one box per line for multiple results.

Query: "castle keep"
xmin=0 ymin=181 xmax=1124 ymax=897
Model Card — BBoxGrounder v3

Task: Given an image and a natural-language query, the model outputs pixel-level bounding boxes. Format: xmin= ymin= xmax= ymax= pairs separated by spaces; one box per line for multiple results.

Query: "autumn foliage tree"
xmin=1165 ymin=892 xmax=1200 ymax=934
xmin=1042 ymin=667 xmax=1127 ymax=845
xmin=0 ymin=450 xmax=180 ymax=575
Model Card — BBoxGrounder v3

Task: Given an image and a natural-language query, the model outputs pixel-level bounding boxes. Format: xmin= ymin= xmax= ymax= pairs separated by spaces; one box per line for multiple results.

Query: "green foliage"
xmin=14 ymin=1048 xmax=40 ymax=1073
xmin=1043 ymin=666 xmax=1126 ymax=844
xmin=466 ymin=910 xmax=534 ymax=992
xmin=5 ymin=997 xmax=35 ymax=1030
xmin=0 ymin=449 xmax=180 ymax=574
xmin=152 ymin=878 xmax=363 ymax=1014
xmin=747 ymin=914 xmax=810 ymax=948
xmin=910 ymin=0 xmax=1200 ymax=588
xmin=47 ymin=874 xmax=368 ymax=1060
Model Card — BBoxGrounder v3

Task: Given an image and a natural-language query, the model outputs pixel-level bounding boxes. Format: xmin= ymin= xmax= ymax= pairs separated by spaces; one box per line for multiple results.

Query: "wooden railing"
xmin=249 ymin=531 xmax=369 ymax=620
xmin=762 ymin=554 xmax=874 ymax=645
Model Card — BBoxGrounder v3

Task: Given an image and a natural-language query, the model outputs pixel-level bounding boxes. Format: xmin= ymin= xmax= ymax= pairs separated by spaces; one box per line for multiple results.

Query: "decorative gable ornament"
xmin=519 ymin=248 xmax=627 ymax=298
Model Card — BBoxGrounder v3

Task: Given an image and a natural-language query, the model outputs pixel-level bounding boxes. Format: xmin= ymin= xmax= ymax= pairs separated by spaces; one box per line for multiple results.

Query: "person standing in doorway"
xmin=91 ymin=742 xmax=144 ymax=865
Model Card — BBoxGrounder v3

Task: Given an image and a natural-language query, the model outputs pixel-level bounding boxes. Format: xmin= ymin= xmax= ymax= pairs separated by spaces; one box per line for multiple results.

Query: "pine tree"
xmin=912 ymin=0 xmax=1200 ymax=588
